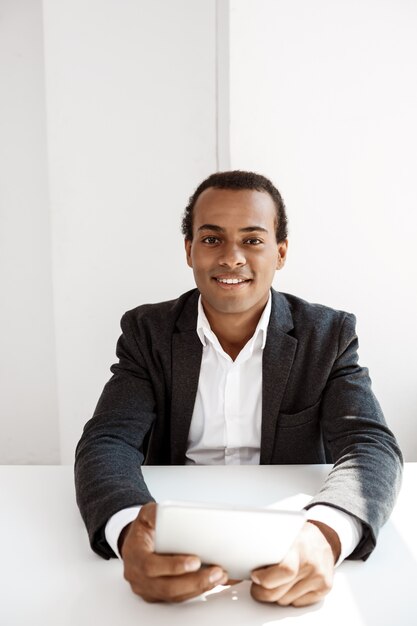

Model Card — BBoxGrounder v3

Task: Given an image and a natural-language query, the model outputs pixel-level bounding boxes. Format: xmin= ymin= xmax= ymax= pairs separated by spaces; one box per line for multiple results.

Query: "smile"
xmin=212 ymin=277 xmax=252 ymax=290
xmin=216 ymin=278 xmax=247 ymax=284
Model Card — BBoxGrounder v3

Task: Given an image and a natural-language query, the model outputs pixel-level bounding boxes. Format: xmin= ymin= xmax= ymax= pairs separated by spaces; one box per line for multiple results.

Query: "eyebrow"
xmin=197 ymin=224 xmax=269 ymax=233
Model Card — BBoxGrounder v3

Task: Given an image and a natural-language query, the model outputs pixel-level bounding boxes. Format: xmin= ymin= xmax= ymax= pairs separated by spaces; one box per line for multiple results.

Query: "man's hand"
xmin=120 ymin=502 xmax=228 ymax=603
xmin=250 ymin=520 xmax=340 ymax=607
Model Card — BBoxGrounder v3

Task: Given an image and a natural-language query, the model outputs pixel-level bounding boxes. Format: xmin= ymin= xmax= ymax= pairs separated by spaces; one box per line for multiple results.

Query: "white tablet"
xmin=154 ymin=501 xmax=306 ymax=580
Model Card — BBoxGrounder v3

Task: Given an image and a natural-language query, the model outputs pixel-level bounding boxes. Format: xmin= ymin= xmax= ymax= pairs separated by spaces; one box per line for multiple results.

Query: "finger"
xmin=250 ymin=569 xmax=306 ymax=603
xmin=172 ymin=577 xmax=229 ymax=603
xmin=125 ymin=503 xmax=159 ymax=556
xmin=142 ymin=552 xmax=202 ymax=578
xmin=164 ymin=566 xmax=228 ymax=602
xmin=251 ymin=580 xmax=292 ymax=603
xmin=290 ymin=591 xmax=326 ymax=607
xmin=138 ymin=502 xmax=157 ymax=528
xmin=141 ymin=566 xmax=228 ymax=603
xmin=277 ymin=574 xmax=332 ymax=606
xmin=251 ymin=549 xmax=299 ymax=589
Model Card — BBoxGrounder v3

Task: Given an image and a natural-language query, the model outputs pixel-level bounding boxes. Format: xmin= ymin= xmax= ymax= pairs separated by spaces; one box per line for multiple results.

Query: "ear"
xmin=276 ymin=239 xmax=288 ymax=270
xmin=185 ymin=238 xmax=193 ymax=268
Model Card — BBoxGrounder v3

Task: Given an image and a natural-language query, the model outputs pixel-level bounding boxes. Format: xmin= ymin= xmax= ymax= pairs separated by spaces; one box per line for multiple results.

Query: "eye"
xmin=244 ymin=238 xmax=262 ymax=245
xmin=202 ymin=236 xmax=221 ymax=244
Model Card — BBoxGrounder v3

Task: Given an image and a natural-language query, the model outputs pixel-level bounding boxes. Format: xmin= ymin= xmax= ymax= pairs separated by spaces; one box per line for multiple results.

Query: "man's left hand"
xmin=250 ymin=520 xmax=340 ymax=607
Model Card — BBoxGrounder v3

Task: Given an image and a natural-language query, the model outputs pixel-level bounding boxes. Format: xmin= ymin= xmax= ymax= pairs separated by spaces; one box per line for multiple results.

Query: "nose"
xmin=218 ymin=243 xmax=246 ymax=268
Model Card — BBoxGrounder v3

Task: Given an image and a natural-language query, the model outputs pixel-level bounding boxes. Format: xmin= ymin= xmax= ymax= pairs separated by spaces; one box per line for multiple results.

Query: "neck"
xmin=201 ymin=296 xmax=269 ymax=358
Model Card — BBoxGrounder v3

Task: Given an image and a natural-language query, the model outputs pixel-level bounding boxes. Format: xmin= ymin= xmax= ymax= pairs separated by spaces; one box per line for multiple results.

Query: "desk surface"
xmin=1 ymin=464 xmax=416 ymax=626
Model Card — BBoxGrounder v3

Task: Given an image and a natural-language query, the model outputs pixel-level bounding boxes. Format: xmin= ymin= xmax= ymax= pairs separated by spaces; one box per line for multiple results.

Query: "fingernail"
xmin=251 ymin=574 xmax=260 ymax=584
xmin=184 ymin=558 xmax=201 ymax=572
xmin=209 ymin=568 xmax=225 ymax=583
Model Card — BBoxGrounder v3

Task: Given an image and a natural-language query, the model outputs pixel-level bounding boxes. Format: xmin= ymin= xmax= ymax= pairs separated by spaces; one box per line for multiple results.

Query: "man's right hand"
xmin=120 ymin=502 xmax=228 ymax=602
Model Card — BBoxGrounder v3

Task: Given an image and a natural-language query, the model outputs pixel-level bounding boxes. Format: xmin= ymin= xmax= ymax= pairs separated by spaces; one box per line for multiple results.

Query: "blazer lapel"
xmin=170 ymin=291 xmax=203 ymax=464
xmin=261 ymin=290 xmax=298 ymax=464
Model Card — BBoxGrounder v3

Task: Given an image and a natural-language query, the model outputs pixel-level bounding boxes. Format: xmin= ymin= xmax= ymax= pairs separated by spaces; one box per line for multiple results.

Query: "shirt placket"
xmin=224 ymin=362 xmax=241 ymax=464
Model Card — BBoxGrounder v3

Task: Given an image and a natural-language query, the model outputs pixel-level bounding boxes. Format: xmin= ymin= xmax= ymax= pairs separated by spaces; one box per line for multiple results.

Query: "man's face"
xmin=185 ymin=187 xmax=288 ymax=316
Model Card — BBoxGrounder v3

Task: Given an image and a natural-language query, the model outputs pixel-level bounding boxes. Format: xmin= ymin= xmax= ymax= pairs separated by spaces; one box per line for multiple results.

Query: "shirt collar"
xmin=196 ymin=291 xmax=272 ymax=351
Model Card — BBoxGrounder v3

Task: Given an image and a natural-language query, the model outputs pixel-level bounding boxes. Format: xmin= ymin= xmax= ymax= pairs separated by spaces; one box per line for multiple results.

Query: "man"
xmin=75 ymin=170 xmax=402 ymax=606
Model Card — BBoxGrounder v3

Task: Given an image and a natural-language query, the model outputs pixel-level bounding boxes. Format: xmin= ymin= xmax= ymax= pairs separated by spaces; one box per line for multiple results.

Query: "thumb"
xmin=138 ymin=501 xmax=157 ymax=529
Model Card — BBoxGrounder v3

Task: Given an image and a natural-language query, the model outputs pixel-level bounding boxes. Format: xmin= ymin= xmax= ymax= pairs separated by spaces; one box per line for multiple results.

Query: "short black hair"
xmin=181 ymin=170 xmax=288 ymax=242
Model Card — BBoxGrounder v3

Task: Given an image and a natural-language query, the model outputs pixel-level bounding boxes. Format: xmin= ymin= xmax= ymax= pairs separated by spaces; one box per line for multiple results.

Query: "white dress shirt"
xmin=185 ymin=292 xmax=270 ymax=465
xmin=105 ymin=294 xmax=362 ymax=563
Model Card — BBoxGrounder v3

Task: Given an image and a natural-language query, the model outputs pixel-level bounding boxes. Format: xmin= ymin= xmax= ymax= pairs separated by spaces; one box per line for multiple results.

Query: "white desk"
xmin=1 ymin=464 xmax=416 ymax=626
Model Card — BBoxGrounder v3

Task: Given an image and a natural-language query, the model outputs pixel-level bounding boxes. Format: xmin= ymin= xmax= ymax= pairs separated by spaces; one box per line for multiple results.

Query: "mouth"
xmin=212 ymin=276 xmax=252 ymax=290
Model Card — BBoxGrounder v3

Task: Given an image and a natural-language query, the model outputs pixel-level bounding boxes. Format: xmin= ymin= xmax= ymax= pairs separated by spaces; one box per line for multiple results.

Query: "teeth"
xmin=217 ymin=278 xmax=246 ymax=284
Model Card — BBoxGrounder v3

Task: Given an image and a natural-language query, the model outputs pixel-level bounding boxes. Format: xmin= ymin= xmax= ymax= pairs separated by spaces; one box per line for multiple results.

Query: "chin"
xmin=209 ymin=298 xmax=254 ymax=315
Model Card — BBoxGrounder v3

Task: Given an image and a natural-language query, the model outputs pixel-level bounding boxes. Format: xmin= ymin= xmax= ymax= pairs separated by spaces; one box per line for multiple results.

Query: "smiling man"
xmin=75 ymin=171 xmax=402 ymax=606
xmin=184 ymin=187 xmax=286 ymax=362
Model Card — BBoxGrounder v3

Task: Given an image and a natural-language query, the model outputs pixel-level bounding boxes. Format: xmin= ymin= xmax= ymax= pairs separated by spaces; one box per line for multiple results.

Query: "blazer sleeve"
xmin=305 ymin=313 xmax=403 ymax=560
xmin=74 ymin=312 xmax=157 ymax=559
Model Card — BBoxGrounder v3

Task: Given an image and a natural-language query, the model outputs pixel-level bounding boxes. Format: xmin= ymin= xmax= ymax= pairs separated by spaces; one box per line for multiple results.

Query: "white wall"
xmin=0 ymin=0 xmax=217 ymax=465
xmin=230 ymin=0 xmax=417 ymax=460
xmin=42 ymin=0 xmax=217 ymax=463
xmin=0 ymin=0 xmax=59 ymax=463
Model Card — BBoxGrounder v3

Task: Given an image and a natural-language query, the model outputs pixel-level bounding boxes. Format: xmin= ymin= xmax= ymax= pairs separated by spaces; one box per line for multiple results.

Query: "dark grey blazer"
xmin=75 ymin=288 xmax=402 ymax=561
